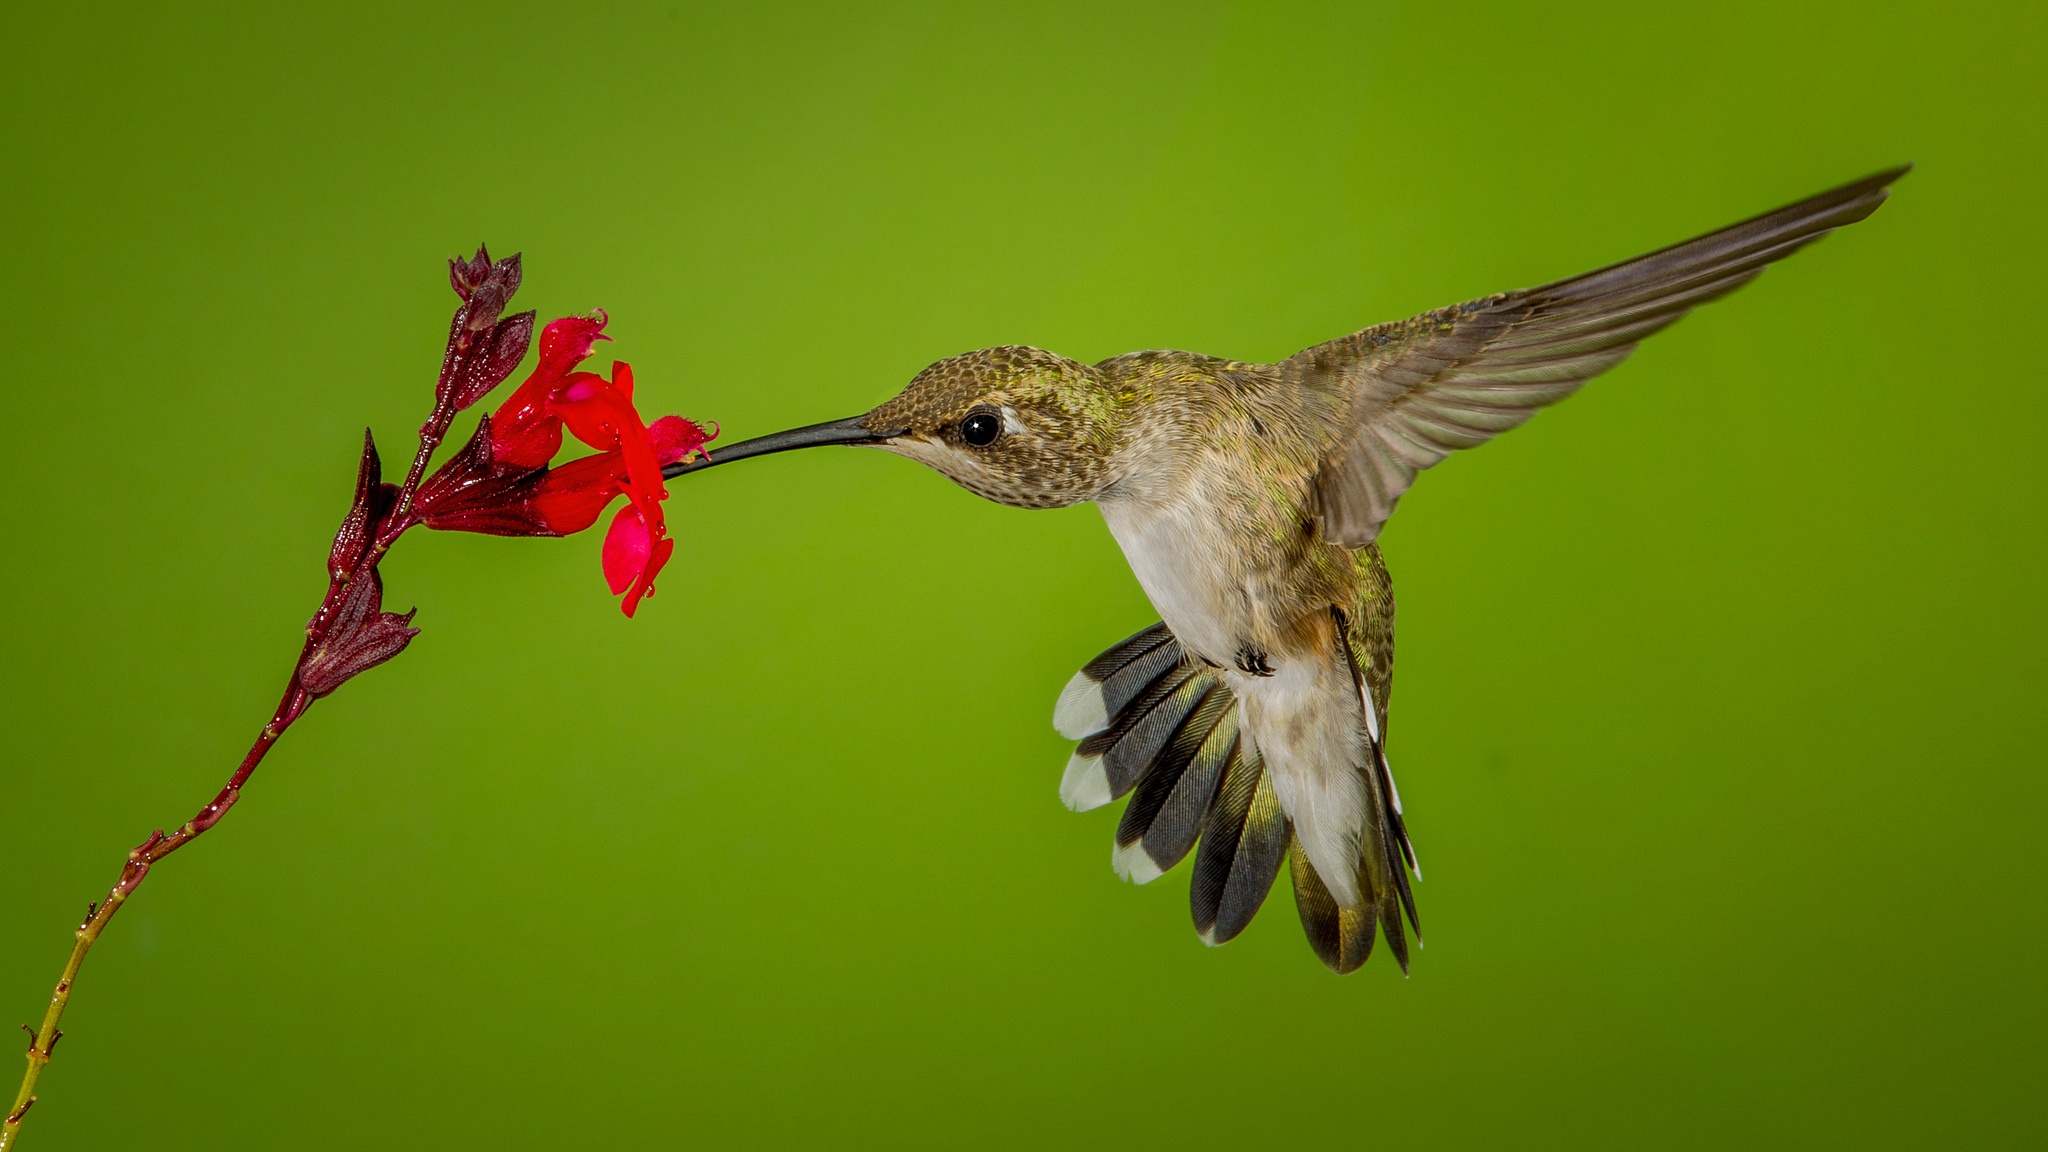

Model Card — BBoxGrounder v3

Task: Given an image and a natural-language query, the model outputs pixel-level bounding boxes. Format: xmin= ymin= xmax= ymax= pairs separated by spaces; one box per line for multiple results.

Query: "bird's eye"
xmin=960 ymin=408 xmax=1002 ymax=448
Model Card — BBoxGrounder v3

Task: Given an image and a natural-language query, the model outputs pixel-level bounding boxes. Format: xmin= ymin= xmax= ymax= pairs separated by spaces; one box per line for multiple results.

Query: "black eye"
xmin=960 ymin=408 xmax=1002 ymax=448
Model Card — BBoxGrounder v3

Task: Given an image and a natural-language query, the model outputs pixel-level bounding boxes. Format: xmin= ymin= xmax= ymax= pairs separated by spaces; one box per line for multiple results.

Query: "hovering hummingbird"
xmin=668 ymin=166 xmax=1905 ymax=974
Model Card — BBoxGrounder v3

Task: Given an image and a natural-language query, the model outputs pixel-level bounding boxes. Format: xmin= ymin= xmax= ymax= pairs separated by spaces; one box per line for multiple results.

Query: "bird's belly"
xmin=1097 ymin=499 xmax=1267 ymax=668
xmin=1100 ymin=498 xmax=1373 ymax=906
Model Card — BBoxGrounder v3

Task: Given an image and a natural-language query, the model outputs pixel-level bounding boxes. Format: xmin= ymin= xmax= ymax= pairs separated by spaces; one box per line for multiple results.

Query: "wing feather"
xmin=1287 ymin=166 xmax=1907 ymax=546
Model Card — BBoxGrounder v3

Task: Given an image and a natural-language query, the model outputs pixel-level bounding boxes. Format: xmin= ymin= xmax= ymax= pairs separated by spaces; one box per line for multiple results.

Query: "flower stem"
xmin=390 ymin=407 xmax=452 ymax=526
xmin=2 ymin=396 xmax=434 ymax=1148
xmin=1 ymin=681 xmax=305 ymax=1151
xmin=6 ymin=248 xmax=533 ymax=1146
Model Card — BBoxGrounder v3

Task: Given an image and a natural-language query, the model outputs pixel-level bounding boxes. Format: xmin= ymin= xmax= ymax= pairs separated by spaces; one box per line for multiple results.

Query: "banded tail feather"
xmin=1053 ymin=618 xmax=1418 ymax=973
xmin=1059 ymin=654 xmax=1209 ymax=812
xmin=1114 ymin=688 xmax=1237 ymax=884
xmin=1054 ymin=622 xmax=1176 ymax=739
xmin=1190 ymin=732 xmax=1289 ymax=946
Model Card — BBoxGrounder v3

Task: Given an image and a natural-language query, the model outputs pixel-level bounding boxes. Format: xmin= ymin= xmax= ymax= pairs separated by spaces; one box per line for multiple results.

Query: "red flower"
xmin=414 ymin=313 xmax=714 ymax=616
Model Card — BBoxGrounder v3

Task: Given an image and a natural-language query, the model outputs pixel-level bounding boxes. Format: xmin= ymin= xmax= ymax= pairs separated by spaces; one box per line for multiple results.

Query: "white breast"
xmin=1096 ymin=495 xmax=1248 ymax=667
xmin=1095 ymin=489 xmax=1373 ymax=910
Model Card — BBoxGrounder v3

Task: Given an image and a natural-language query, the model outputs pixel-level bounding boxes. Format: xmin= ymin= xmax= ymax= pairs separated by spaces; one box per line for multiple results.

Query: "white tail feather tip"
xmin=1058 ymin=751 xmax=1111 ymax=812
xmin=1111 ymin=840 xmax=1163 ymax=885
xmin=1053 ymin=671 xmax=1109 ymax=740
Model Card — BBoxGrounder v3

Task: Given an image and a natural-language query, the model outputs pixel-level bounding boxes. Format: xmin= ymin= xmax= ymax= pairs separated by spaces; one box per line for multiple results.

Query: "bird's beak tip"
xmin=663 ymin=415 xmax=906 ymax=479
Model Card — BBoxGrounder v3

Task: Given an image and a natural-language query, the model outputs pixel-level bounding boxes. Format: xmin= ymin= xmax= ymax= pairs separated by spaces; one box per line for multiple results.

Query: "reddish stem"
xmin=2 ymin=362 xmax=453 ymax=1151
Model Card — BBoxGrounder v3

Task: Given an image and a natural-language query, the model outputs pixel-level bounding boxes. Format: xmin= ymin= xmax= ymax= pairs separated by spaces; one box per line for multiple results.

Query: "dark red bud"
xmin=297 ymin=569 xmax=420 ymax=697
xmin=466 ymin=282 xmax=508 ymax=333
xmin=413 ymin=418 xmax=561 ymax=537
xmin=463 ymin=252 xmax=523 ymax=333
xmin=329 ymin=430 xmax=392 ymax=580
xmin=438 ymin=249 xmax=529 ymax=410
xmin=449 ymin=245 xmax=493 ymax=299
xmin=492 ymin=252 xmax=522 ymax=308
xmin=447 ymin=310 xmax=534 ymax=412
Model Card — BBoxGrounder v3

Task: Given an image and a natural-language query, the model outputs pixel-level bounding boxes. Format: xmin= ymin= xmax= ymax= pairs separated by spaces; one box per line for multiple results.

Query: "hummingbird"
xmin=668 ymin=166 xmax=1905 ymax=974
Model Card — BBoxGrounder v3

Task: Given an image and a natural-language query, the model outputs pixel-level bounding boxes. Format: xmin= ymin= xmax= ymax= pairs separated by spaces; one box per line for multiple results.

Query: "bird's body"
xmin=673 ymin=166 xmax=1907 ymax=973
xmin=1072 ymin=352 xmax=1404 ymax=917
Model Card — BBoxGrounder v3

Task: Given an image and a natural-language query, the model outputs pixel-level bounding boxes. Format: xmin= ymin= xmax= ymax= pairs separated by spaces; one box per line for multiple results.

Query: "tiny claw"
xmin=6 ymin=1095 xmax=33 ymax=1124
xmin=19 ymin=1024 xmax=34 ymax=1049
xmin=45 ymin=1030 xmax=62 ymax=1055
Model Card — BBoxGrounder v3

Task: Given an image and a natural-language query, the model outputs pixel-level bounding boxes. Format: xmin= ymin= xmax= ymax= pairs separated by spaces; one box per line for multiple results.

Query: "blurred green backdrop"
xmin=3 ymin=1 xmax=2042 ymax=1147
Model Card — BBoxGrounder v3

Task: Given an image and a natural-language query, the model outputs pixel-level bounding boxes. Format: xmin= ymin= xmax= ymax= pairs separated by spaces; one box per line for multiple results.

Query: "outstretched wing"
xmin=1285 ymin=165 xmax=1908 ymax=547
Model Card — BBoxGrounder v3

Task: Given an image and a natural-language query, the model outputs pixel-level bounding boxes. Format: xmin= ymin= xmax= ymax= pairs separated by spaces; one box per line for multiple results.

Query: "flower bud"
xmin=297 ymin=569 xmax=420 ymax=697
xmin=448 ymin=245 xmax=494 ymax=299
xmin=413 ymin=418 xmax=558 ymax=536
xmin=328 ymin=430 xmax=397 ymax=580
xmin=446 ymin=310 xmax=535 ymax=412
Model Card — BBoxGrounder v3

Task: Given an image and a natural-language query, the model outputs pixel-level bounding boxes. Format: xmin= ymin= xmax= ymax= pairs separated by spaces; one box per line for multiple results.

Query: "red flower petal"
xmin=487 ymin=404 xmax=564 ymax=471
xmin=536 ymin=312 xmax=610 ymax=377
xmin=529 ymin=451 xmax=629 ymax=535
xmin=601 ymin=488 xmax=677 ymax=618
xmin=553 ymin=371 xmax=638 ymax=454
xmin=487 ymin=313 xmax=610 ymax=468
xmin=649 ymin=414 xmax=717 ymax=466
xmin=552 ymin=363 xmax=670 ymax=520
xmin=603 ymin=503 xmax=653 ymax=597
xmin=628 ymin=535 xmax=674 ymax=617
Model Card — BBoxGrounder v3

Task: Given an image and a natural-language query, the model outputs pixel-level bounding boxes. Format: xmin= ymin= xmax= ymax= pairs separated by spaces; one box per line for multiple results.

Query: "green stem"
xmin=0 ymin=699 xmax=296 ymax=1151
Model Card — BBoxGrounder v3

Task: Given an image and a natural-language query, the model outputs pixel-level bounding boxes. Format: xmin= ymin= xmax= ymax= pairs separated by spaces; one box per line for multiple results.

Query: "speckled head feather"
xmin=859 ymin=345 xmax=1128 ymax=509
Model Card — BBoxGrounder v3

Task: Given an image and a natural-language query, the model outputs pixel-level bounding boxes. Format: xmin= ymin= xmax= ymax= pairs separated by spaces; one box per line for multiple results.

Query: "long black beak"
xmin=662 ymin=415 xmax=906 ymax=479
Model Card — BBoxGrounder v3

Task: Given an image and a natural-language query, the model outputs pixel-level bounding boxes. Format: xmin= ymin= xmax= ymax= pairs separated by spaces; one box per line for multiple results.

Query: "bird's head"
xmin=671 ymin=345 xmax=1129 ymax=509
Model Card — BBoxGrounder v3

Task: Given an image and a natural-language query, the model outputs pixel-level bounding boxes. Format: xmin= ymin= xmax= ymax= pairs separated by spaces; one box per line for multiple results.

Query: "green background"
xmin=3 ymin=1 xmax=2041 ymax=1147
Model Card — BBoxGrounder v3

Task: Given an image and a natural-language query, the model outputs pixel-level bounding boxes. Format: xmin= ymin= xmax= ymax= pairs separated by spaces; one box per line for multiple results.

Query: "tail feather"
xmin=1375 ymin=796 xmax=1413 ymax=974
xmin=1054 ymin=623 xmax=1174 ymax=739
xmin=1290 ymin=832 xmax=1376 ymax=974
xmin=1190 ymin=733 xmax=1289 ymax=946
xmin=1114 ymin=690 xmax=1237 ymax=882
xmin=1096 ymin=642 xmax=1186 ymax=731
xmin=1058 ymin=628 xmax=1201 ymax=812
xmin=1286 ymin=796 xmax=1413 ymax=974
xmin=1085 ymin=664 xmax=1209 ymax=799
xmin=1335 ymin=606 xmax=1422 ymax=950
xmin=1056 ymin=620 xmax=1404 ymax=968
xmin=1261 ymin=608 xmax=1421 ymax=974
xmin=1380 ymin=743 xmax=1422 ymax=939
